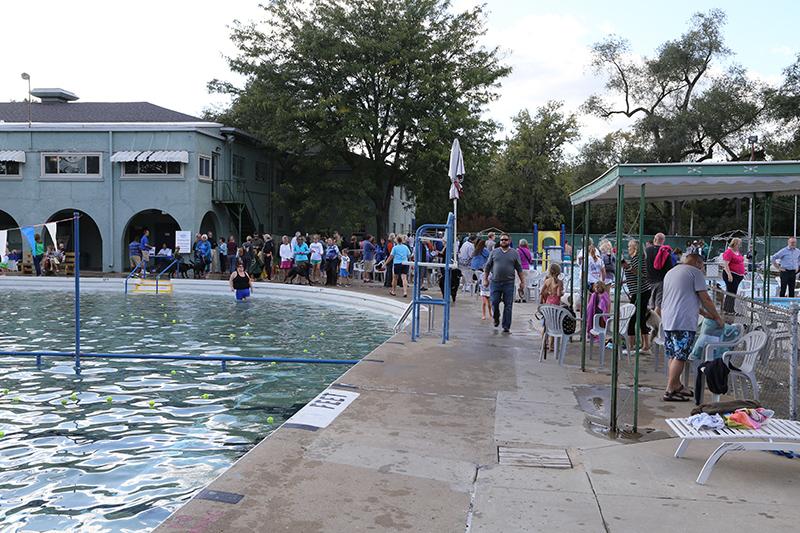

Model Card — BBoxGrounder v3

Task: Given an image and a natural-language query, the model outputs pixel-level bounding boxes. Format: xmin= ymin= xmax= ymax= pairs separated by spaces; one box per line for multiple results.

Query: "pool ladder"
xmin=393 ymin=295 xmax=434 ymax=334
xmin=132 ymin=277 xmax=173 ymax=293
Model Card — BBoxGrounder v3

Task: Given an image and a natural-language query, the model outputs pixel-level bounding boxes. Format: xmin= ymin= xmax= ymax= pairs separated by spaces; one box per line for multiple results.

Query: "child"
xmin=539 ymin=263 xmax=564 ymax=350
xmin=480 ymin=271 xmax=493 ymax=320
xmin=586 ymin=280 xmax=610 ymax=342
xmin=338 ymin=248 xmax=351 ymax=287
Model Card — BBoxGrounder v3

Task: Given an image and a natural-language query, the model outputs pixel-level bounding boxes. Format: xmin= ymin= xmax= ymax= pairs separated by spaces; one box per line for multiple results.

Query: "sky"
xmin=2 ymin=0 xmax=799 ymax=146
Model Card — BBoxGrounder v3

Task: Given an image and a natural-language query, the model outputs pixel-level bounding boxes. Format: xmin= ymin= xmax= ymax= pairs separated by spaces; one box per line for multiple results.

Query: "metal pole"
xmin=74 ymin=212 xmax=81 ymax=372
xmin=765 ymin=193 xmax=773 ymax=305
xmin=610 ymin=185 xmax=624 ymax=433
xmin=792 ymin=301 xmax=799 ymax=420
xmin=570 ymin=205 xmax=575 ymax=296
xmin=633 ymin=184 xmax=646 ymax=433
xmin=580 ymin=201 xmax=590 ymax=372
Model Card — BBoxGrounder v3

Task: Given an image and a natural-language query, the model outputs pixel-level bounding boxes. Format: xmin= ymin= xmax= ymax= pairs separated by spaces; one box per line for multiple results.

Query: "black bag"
xmin=561 ymin=306 xmax=577 ymax=335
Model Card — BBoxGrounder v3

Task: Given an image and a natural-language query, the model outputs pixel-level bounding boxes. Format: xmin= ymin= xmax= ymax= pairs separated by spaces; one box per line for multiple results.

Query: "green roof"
xmin=570 ymin=161 xmax=800 ymax=205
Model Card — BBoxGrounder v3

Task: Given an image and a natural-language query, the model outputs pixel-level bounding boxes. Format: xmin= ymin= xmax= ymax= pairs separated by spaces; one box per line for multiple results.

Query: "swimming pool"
xmin=0 ymin=289 xmax=393 ymax=532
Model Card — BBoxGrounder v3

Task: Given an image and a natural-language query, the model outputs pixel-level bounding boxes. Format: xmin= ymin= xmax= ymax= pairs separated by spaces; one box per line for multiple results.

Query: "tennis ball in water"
xmin=0 ymin=431 xmax=4 ymax=437
xmin=230 ymin=334 xmax=234 ymax=338
xmin=61 ymin=399 xmax=67 ymax=405
xmin=202 ymin=394 xmax=210 ymax=399
xmin=303 ymin=349 xmax=308 ymax=353
xmin=171 ymin=370 xmax=176 ymax=375
xmin=267 ymin=417 xmax=274 ymax=423
xmin=320 ymin=333 xmax=324 ymax=336
xmin=107 ymin=397 xmax=113 ymax=403
xmin=245 ymin=332 xmax=249 ymax=336
xmin=149 ymin=400 xmax=155 ymax=407
xmin=270 ymin=362 xmax=276 ymax=366
xmin=2 ymin=389 xmax=7 ymax=394
xmin=173 ymin=319 xmax=176 ymax=323
xmin=70 ymin=394 xmax=77 ymax=400
xmin=164 ymin=313 xmax=168 ymax=317
xmin=311 ymin=334 xmax=316 ymax=338
xmin=12 ymin=398 xmax=18 ymax=403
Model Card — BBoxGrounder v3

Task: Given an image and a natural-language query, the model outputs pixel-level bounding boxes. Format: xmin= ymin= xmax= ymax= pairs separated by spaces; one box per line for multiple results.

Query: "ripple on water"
xmin=0 ymin=291 xmax=391 ymax=532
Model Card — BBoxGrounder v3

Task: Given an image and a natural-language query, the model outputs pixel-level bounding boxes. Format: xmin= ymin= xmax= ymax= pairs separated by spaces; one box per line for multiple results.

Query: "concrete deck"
xmin=99 ymin=278 xmax=800 ymax=532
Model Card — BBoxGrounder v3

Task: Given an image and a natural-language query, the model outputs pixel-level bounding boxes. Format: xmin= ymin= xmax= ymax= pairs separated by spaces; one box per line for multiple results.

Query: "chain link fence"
xmin=710 ymin=286 xmax=799 ymax=419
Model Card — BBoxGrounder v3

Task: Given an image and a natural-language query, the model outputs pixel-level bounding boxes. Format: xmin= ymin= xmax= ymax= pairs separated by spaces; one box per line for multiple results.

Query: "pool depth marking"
xmin=284 ymin=389 xmax=359 ymax=429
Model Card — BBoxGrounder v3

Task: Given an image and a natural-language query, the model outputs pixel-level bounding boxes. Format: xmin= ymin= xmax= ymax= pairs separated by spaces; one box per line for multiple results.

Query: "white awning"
xmin=0 ymin=150 xmax=26 ymax=163
xmin=110 ymin=150 xmax=189 ymax=163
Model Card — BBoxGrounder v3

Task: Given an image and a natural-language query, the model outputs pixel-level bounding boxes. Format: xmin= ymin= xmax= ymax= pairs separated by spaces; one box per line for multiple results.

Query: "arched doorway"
xmin=48 ymin=210 xmax=103 ymax=271
xmin=124 ymin=210 xmax=181 ymax=271
xmin=0 ymin=210 xmax=22 ymax=256
xmin=199 ymin=211 xmax=221 ymax=243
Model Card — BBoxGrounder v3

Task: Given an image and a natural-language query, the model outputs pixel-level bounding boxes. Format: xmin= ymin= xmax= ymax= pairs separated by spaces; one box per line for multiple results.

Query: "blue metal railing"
xmin=409 ymin=213 xmax=454 ymax=344
xmin=0 ymin=350 xmax=359 ymax=373
xmin=125 ymin=259 xmax=179 ymax=294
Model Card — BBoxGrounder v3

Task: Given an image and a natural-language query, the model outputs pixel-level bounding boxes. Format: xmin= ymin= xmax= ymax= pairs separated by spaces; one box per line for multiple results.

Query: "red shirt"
xmin=723 ymin=248 xmax=745 ymax=276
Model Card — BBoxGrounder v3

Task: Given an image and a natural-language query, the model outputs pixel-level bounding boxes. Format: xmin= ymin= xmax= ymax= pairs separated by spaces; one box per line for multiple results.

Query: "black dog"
xmin=284 ymin=264 xmax=311 ymax=284
xmin=168 ymin=261 xmax=194 ymax=278
xmin=438 ymin=268 xmax=463 ymax=302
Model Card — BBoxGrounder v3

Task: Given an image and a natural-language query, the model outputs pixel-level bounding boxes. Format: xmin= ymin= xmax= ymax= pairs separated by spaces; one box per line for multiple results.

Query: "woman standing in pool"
xmin=229 ymin=263 xmax=253 ymax=300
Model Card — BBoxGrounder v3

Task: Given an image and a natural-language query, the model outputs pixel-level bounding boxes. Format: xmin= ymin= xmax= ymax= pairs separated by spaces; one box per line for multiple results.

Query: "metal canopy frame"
xmin=569 ymin=161 xmax=800 ymax=433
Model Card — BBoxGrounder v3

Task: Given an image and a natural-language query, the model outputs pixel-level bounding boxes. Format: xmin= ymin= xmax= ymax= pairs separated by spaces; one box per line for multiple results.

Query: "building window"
xmin=199 ymin=155 xmax=211 ymax=180
xmin=0 ymin=161 xmax=20 ymax=176
xmin=255 ymin=161 xmax=269 ymax=181
xmin=233 ymin=155 xmax=245 ymax=179
xmin=275 ymin=168 xmax=285 ymax=184
xmin=42 ymin=153 xmax=101 ymax=178
xmin=123 ymin=161 xmax=182 ymax=176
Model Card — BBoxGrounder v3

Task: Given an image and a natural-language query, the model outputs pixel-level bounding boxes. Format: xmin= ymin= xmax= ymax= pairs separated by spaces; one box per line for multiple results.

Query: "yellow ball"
xmin=107 ymin=397 xmax=113 ymax=403
xmin=171 ymin=370 xmax=176 ymax=375
xmin=0 ymin=431 xmax=4 ymax=437
xmin=70 ymin=394 xmax=77 ymax=400
xmin=149 ymin=400 xmax=155 ymax=407
xmin=267 ymin=416 xmax=274 ymax=423
xmin=320 ymin=333 xmax=324 ymax=336
xmin=164 ymin=313 xmax=168 ymax=317
xmin=230 ymin=334 xmax=234 ymax=338
xmin=172 ymin=319 xmax=176 ymax=323
xmin=303 ymin=349 xmax=308 ymax=353
xmin=202 ymin=394 xmax=210 ymax=399
xmin=311 ymin=334 xmax=316 ymax=338
xmin=61 ymin=399 xmax=67 ymax=405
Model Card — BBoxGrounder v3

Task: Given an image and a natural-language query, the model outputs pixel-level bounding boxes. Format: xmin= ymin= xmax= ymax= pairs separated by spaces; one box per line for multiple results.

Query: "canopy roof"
xmin=570 ymin=161 xmax=800 ymax=205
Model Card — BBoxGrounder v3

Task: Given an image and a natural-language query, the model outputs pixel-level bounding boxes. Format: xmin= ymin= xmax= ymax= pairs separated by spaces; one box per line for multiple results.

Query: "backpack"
xmin=653 ymin=245 xmax=674 ymax=270
xmin=602 ymin=253 xmax=615 ymax=274
xmin=561 ymin=306 xmax=577 ymax=335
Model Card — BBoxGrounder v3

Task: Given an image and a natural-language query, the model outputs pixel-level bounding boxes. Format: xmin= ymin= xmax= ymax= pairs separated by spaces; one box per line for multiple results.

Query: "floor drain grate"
xmin=497 ymin=447 xmax=572 ymax=469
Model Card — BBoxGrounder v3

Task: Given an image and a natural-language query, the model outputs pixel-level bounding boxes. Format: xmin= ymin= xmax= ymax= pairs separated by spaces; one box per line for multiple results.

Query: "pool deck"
xmin=4 ymin=274 xmax=799 ymax=530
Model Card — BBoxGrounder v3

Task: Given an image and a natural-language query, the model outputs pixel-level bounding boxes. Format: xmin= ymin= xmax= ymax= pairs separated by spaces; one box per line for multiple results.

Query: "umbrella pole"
xmin=453 ymin=199 xmax=458 ymax=265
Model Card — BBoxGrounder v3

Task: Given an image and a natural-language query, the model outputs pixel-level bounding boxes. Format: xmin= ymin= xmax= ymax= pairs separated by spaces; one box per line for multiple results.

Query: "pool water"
xmin=0 ymin=291 xmax=392 ymax=532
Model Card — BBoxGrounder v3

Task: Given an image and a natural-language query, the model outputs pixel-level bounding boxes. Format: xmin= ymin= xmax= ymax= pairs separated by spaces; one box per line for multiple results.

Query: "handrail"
xmin=124 ymin=259 xmax=148 ymax=293
xmin=0 ymin=350 xmax=360 ymax=374
xmin=125 ymin=259 xmax=179 ymax=294
xmin=393 ymin=295 xmax=435 ymax=335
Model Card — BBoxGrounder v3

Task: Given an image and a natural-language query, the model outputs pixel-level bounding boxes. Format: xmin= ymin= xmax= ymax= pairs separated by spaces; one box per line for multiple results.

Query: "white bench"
xmin=666 ymin=417 xmax=800 ymax=484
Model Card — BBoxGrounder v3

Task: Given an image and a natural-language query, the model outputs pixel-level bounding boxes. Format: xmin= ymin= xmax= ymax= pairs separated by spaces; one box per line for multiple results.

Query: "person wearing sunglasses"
xmin=483 ymin=234 xmax=524 ymax=333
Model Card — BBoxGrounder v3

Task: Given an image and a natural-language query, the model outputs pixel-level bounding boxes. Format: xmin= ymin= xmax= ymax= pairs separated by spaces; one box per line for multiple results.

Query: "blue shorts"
xmin=235 ymin=288 xmax=251 ymax=300
xmin=664 ymin=330 xmax=696 ymax=361
xmin=339 ymin=269 xmax=349 ymax=278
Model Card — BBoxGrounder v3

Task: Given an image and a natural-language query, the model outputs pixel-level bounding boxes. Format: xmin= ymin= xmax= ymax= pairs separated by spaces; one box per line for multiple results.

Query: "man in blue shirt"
xmin=140 ymin=229 xmax=154 ymax=275
xmin=129 ymin=237 xmax=142 ymax=276
xmin=772 ymin=237 xmax=800 ymax=297
xmin=362 ymin=234 xmax=377 ymax=283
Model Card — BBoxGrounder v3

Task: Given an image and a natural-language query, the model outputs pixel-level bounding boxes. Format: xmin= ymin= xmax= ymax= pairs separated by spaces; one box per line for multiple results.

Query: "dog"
xmin=284 ymin=264 xmax=311 ymax=284
xmin=167 ymin=261 xmax=194 ymax=279
xmin=645 ymin=308 xmax=661 ymax=344
xmin=438 ymin=268 xmax=463 ymax=303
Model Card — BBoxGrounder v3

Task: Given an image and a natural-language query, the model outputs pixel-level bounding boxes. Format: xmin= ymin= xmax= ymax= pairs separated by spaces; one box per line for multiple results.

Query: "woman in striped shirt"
xmin=622 ymin=240 xmax=652 ymax=353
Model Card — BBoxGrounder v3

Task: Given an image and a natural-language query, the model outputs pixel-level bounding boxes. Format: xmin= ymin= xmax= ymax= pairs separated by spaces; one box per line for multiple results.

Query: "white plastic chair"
xmin=539 ymin=304 xmax=572 ymax=366
xmin=721 ymin=330 xmax=768 ymax=401
xmin=588 ymin=303 xmax=636 ymax=366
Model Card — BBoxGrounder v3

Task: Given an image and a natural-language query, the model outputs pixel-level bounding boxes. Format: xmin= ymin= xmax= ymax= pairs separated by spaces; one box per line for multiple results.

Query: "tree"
xmin=583 ymin=9 xmax=769 ymax=233
xmin=488 ymin=102 xmax=579 ymax=231
xmin=208 ymin=0 xmax=510 ymax=236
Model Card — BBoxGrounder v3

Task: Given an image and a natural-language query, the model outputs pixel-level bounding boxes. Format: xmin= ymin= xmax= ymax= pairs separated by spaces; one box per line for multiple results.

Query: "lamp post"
xmin=20 ymin=72 xmax=31 ymax=127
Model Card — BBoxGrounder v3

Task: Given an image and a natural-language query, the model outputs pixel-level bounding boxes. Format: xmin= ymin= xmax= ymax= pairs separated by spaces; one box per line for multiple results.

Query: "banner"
xmin=0 ymin=230 xmax=6 ymax=261
xmin=21 ymin=226 xmax=37 ymax=253
xmin=45 ymin=222 xmax=58 ymax=247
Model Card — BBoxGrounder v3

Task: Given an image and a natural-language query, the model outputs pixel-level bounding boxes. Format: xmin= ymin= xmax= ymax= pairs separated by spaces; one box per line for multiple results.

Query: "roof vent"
xmin=30 ymin=88 xmax=79 ymax=104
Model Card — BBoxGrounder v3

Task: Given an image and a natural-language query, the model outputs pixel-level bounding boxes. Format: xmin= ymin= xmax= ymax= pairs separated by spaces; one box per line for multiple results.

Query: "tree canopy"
xmin=208 ymin=0 xmax=510 ymax=236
